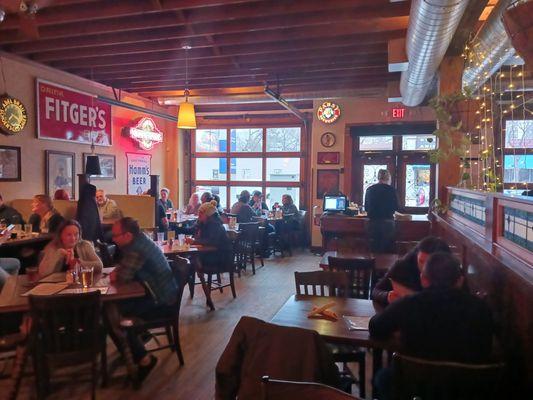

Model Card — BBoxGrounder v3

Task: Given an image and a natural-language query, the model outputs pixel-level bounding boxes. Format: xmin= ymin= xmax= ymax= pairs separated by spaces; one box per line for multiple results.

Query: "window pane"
xmin=362 ymin=164 xmax=387 ymax=204
xmin=230 ymin=128 xmax=262 ymax=152
xmin=503 ymin=189 xmax=528 ymax=196
xmin=230 ymin=186 xmax=261 ymax=206
xmin=359 ymin=136 xmax=393 ymax=151
xmin=402 ymin=135 xmax=437 ymax=150
xmin=405 ymin=164 xmax=430 ymax=207
xmin=504 ymin=155 xmax=533 ymax=183
xmin=195 ymin=129 xmax=226 ymax=152
xmin=266 ymin=127 xmax=301 ymax=152
xmin=230 ymin=158 xmax=262 ymax=181
xmin=266 ymin=158 xmax=300 ymax=182
xmin=265 ymin=187 xmax=300 ymax=209
xmin=505 ymin=120 xmax=533 ymax=148
xmin=195 ymin=185 xmax=228 ymax=208
xmin=195 ymin=158 xmax=226 ymax=181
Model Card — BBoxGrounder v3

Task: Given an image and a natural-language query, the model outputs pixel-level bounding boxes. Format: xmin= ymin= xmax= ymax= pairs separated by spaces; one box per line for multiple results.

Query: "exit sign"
xmin=392 ymin=108 xmax=405 ymax=118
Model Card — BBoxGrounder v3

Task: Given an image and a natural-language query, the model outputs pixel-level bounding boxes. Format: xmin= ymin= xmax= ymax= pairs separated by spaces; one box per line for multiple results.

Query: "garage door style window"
xmin=192 ymin=127 xmax=304 ymax=210
xmin=502 ymin=119 xmax=533 ymax=195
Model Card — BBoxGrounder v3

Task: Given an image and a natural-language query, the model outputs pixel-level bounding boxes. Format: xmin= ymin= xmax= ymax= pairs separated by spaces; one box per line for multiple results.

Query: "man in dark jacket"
xmin=0 ymin=194 xmax=24 ymax=225
xmin=369 ymin=252 xmax=494 ymax=399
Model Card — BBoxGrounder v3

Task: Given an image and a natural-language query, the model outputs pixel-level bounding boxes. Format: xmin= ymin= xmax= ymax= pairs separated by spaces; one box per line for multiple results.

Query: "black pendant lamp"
xmin=85 ymin=140 xmax=101 ymax=176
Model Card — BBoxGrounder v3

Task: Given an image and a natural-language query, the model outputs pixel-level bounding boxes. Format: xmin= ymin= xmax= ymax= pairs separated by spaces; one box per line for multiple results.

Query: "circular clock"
xmin=317 ymin=101 xmax=341 ymax=124
xmin=320 ymin=132 xmax=336 ymax=148
xmin=0 ymin=95 xmax=27 ymax=135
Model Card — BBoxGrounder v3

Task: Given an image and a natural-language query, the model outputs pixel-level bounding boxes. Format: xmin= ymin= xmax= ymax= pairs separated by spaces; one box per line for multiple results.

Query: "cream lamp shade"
xmin=177 ymin=100 xmax=197 ymax=129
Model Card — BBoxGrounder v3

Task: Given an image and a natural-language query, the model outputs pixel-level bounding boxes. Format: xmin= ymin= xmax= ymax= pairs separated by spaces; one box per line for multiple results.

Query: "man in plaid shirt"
xmin=111 ymin=217 xmax=177 ymax=383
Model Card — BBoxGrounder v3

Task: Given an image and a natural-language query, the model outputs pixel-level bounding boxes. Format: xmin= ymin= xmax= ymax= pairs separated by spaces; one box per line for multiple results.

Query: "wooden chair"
xmin=392 ymin=353 xmax=506 ymax=400
xmin=261 ymin=376 xmax=361 ymax=400
xmin=234 ymin=222 xmax=263 ymax=275
xmin=327 ymin=256 xmax=374 ymax=299
xmin=199 ymin=250 xmax=237 ymax=303
xmin=120 ymin=257 xmax=190 ymax=367
xmin=271 ymin=216 xmax=294 ymax=257
xmin=294 ymin=271 xmax=351 ymax=297
xmin=29 ymin=291 xmax=105 ymax=400
xmin=294 ymin=270 xmax=367 ymax=398
xmin=0 ymin=333 xmax=28 ymax=400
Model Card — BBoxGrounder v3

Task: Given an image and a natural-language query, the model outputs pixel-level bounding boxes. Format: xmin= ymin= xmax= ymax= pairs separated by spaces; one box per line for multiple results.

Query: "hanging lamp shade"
xmin=85 ymin=155 xmax=102 ymax=175
xmin=177 ymin=99 xmax=197 ymax=129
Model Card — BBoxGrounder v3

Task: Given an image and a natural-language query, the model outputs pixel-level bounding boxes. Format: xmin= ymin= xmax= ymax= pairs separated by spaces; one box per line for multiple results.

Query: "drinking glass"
xmin=167 ymin=230 xmax=176 ymax=241
xmin=80 ymin=266 xmax=94 ymax=288
xmin=178 ymin=234 xmax=185 ymax=246
xmin=157 ymin=232 xmax=165 ymax=243
xmin=24 ymin=224 xmax=32 ymax=234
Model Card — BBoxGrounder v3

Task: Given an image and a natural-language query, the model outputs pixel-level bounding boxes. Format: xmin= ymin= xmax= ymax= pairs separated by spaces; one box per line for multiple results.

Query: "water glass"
xmin=178 ymin=234 xmax=185 ymax=246
xmin=24 ymin=224 xmax=32 ymax=234
xmin=80 ymin=266 xmax=94 ymax=288
xmin=157 ymin=232 xmax=165 ymax=243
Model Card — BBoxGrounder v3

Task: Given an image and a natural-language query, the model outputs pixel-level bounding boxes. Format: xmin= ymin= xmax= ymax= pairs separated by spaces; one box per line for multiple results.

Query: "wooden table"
xmin=0 ymin=234 xmax=53 ymax=270
xmin=0 ymin=272 xmax=146 ymax=314
xmin=319 ymin=251 xmax=399 ymax=274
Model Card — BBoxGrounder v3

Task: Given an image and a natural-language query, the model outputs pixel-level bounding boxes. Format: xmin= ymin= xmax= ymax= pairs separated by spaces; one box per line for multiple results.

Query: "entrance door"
xmin=397 ymin=153 xmax=435 ymax=213
xmin=353 ymin=154 xmax=395 ymax=206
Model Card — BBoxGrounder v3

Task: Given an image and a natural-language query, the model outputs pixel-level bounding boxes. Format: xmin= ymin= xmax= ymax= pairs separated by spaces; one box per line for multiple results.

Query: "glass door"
xmin=397 ymin=154 xmax=435 ymax=213
xmin=353 ymin=154 xmax=395 ymax=206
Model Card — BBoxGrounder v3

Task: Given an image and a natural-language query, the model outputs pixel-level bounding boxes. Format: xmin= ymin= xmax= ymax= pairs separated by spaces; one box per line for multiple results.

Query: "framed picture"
xmin=45 ymin=150 xmax=75 ymax=199
xmin=317 ymin=169 xmax=340 ymax=199
xmin=0 ymin=145 xmax=21 ymax=181
xmin=83 ymin=153 xmax=116 ymax=179
xmin=317 ymin=152 xmax=340 ymax=165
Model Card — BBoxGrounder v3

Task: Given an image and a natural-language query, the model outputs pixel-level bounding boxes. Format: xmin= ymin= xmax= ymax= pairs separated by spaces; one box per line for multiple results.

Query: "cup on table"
xmin=80 ymin=265 xmax=94 ymax=288
xmin=24 ymin=224 xmax=32 ymax=234
xmin=157 ymin=232 xmax=165 ymax=243
xmin=167 ymin=230 xmax=176 ymax=241
xmin=178 ymin=234 xmax=185 ymax=246
xmin=26 ymin=267 xmax=39 ymax=283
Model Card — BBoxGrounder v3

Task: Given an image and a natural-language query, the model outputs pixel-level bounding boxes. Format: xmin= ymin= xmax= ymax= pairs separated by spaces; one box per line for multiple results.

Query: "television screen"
xmin=323 ymin=195 xmax=347 ymax=212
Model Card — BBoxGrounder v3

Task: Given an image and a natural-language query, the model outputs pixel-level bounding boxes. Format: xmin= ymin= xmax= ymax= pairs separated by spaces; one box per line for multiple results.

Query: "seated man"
xmin=96 ymin=189 xmax=122 ymax=222
xmin=110 ymin=217 xmax=177 ymax=382
xmin=230 ymin=190 xmax=255 ymax=223
xmin=369 ymin=252 xmax=494 ymax=399
xmin=0 ymin=193 xmax=24 ymax=225
xmin=248 ymin=190 xmax=268 ymax=216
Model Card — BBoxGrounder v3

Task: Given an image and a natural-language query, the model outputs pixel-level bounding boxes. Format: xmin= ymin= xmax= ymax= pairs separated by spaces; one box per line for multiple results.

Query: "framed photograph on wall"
xmin=83 ymin=153 xmax=116 ymax=179
xmin=317 ymin=152 xmax=340 ymax=165
xmin=317 ymin=169 xmax=340 ymax=199
xmin=45 ymin=150 xmax=75 ymax=199
xmin=0 ymin=145 xmax=21 ymax=181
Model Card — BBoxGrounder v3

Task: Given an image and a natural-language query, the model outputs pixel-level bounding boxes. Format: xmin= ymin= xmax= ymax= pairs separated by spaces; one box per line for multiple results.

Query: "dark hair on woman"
xmin=119 ymin=217 xmax=141 ymax=237
xmin=213 ymin=193 xmax=221 ymax=206
xmin=239 ymin=190 xmax=250 ymax=203
xmin=53 ymin=189 xmax=70 ymax=201
xmin=53 ymin=219 xmax=82 ymax=246
xmin=423 ymin=252 xmax=462 ymax=289
xmin=401 ymin=236 xmax=451 ymax=267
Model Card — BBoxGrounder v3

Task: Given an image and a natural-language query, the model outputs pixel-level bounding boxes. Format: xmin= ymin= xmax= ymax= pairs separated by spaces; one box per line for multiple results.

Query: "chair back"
xmin=294 ymin=271 xmax=351 ymax=297
xmin=261 ymin=376 xmax=360 ymax=400
xmin=170 ymin=256 xmax=190 ymax=313
xmin=392 ymin=353 xmax=505 ymax=400
xmin=29 ymin=292 xmax=102 ymax=359
xmin=236 ymin=222 xmax=259 ymax=249
xmin=327 ymin=257 xmax=374 ymax=299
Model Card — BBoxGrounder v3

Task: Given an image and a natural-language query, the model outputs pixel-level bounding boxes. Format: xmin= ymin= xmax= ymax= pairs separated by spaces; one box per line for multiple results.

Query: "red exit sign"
xmin=392 ymin=108 xmax=405 ymax=118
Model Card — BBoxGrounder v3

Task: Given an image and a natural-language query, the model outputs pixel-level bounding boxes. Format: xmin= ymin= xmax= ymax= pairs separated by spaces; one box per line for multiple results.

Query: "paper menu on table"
xmin=21 ymin=283 xmax=69 ymax=296
xmin=60 ymin=287 xmax=109 ymax=295
xmin=38 ymin=273 xmax=66 ymax=283
xmin=343 ymin=315 xmax=371 ymax=331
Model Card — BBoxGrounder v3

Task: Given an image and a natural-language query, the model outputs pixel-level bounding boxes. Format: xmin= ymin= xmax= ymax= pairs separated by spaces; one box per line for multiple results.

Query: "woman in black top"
xmin=76 ymin=183 xmax=103 ymax=243
xmin=371 ymin=236 xmax=451 ymax=306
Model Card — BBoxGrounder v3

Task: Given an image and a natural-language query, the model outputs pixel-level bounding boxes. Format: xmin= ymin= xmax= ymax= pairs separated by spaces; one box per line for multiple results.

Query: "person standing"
xmin=364 ymin=169 xmax=398 ymax=253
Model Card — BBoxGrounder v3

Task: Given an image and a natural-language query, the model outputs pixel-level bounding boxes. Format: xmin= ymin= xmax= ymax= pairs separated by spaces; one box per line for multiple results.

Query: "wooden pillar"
xmin=437 ymin=56 xmax=464 ymax=202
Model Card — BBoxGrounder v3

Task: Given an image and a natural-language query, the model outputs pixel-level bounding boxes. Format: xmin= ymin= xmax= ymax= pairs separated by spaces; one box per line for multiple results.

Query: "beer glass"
xmin=80 ymin=266 xmax=94 ymax=288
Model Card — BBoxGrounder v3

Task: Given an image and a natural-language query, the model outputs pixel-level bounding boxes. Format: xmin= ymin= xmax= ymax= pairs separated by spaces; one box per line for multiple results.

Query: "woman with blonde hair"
xmin=185 ymin=192 xmax=201 ymax=215
xmin=28 ymin=194 xmax=64 ymax=234
xmin=38 ymin=219 xmax=102 ymax=277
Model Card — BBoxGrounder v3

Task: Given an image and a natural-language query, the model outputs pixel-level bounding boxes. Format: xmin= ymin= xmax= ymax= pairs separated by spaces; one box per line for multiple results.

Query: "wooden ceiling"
xmin=0 ymin=0 xmax=411 ymax=105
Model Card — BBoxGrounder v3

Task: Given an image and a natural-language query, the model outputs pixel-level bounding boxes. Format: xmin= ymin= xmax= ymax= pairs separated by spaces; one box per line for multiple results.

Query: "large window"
xmin=502 ymin=119 xmax=533 ymax=194
xmin=192 ymin=127 xmax=304 ymax=210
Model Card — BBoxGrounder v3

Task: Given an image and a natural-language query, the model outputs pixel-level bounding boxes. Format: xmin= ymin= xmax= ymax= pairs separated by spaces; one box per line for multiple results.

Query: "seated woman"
xmin=212 ymin=194 xmax=224 ymax=214
xmin=28 ymin=194 xmax=65 ymax=234
xmin=38 ymin=219 xmax=103 ymax=277
xmin=187 ymin=200 xmax=232 ymax=269
xmin=371 ymin=236 xmax=451 ymax=306
xmin=185 ymin=193 xmax=201 ymax=215
xmin=53 ymin=189 xmax=70 ymax=201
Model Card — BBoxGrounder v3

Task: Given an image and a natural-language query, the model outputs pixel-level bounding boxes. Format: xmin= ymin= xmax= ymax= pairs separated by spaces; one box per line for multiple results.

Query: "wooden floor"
xmin=9 ymin=250 xmax=360 ymax=400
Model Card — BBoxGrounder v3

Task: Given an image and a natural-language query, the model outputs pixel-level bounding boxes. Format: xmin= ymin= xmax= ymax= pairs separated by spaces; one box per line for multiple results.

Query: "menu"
xmin=343 ymin=315 xmax=371 ymax=331
xmin=22 ymin=283 xmax=69 ymax=296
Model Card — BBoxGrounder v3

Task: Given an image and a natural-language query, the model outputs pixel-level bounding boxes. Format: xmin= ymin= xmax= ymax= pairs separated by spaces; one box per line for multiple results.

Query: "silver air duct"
xmin=401 ymin=0 xmax=469 ymax=106
xmin=462 ymin=0 xmax=524 ymax=91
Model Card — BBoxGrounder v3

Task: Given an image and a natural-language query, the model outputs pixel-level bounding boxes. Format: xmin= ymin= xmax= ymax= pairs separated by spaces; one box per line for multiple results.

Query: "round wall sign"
xmin=317 ymin=101 xmax=341 ymax=124
xmin=0 ymin=95 xmax=27 ymax=135
xmin=320 ymin=132 xmax=336 ymax=148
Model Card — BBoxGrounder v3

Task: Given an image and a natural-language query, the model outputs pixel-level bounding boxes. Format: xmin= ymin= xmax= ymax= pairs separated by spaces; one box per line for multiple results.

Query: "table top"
xmin=0 ymin=271 xmax=146 ymax=314
xmin=319 ymin=251 xmax=399 ymax=271
xmin=157 ymin=242 xmax=217 ymax=256
xmin=0 ymin=233 xmax=53 ymax=248
xmin=271 ymin=294 xmax=382 ymax=347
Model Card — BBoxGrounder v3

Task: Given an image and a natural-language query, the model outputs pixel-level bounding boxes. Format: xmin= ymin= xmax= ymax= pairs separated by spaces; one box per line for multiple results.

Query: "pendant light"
xmin=177 ymin=44 xmax=197 ymax=129
xmin=85 ymin=139 xmax=102 ymax=176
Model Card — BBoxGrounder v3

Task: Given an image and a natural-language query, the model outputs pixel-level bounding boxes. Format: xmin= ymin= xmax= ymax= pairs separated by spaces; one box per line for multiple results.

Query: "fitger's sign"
xmin=36 ymin=79 xmax=112 ymax=146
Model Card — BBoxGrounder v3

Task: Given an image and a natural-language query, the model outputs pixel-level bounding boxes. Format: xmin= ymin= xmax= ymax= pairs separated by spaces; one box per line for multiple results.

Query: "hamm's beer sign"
xmin=36 ymin=79 xmax=112 ymax=146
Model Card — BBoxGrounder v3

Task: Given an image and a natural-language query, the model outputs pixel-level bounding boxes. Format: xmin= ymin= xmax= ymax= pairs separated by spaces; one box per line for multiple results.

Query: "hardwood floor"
xmin=8 ymin=250 xmax=341 ymax=400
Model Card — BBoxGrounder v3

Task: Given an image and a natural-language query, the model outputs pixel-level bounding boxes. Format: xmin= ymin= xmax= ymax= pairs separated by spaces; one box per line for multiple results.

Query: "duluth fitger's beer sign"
xmin=36 ymin=79 xmax=112 ymax=146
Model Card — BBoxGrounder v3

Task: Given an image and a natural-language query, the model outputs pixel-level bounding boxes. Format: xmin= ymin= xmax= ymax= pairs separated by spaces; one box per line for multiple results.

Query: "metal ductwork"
xmin=401 ymin=0 xmax=469 ymax=106
xmin=462 ymin=0 xmax=524 ymax=91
